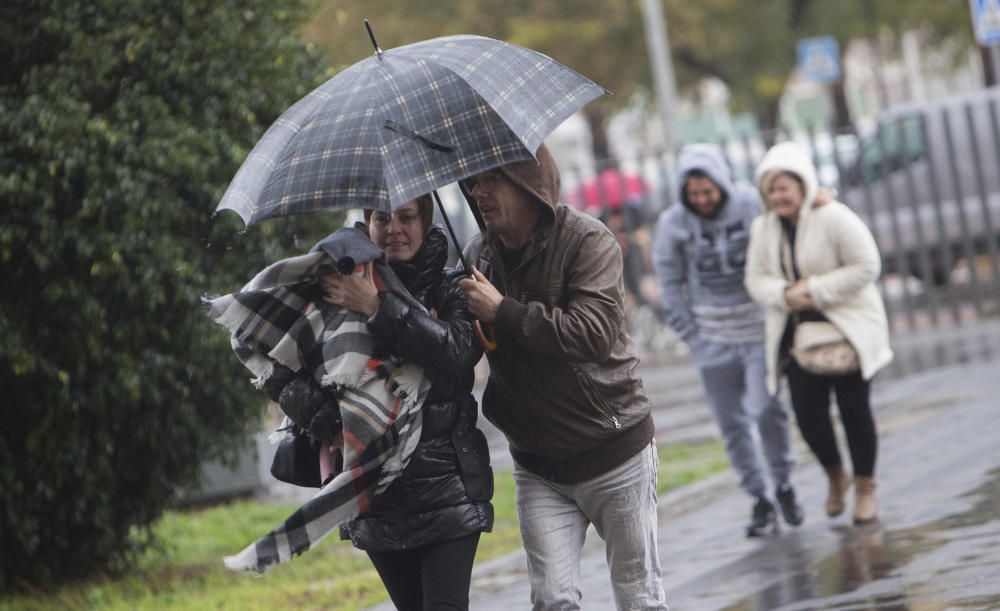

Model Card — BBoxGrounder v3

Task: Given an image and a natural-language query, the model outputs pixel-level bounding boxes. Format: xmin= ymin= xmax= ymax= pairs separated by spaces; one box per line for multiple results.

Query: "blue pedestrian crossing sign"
xmin=970 ymin=0 xmax=1000 ymax=45
xmin=796 ymin=36 xmax=841 ymax=84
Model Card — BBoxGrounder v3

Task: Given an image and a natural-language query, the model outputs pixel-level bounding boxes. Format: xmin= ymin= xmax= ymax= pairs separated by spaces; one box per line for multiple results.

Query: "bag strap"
xmin=779 ymin=224 xmax=800 ymax=283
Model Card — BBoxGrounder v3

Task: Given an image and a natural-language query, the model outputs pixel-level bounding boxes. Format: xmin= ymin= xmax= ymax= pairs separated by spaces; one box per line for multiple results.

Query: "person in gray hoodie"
xmin=652 ymin=144 xmax=803 ymax=536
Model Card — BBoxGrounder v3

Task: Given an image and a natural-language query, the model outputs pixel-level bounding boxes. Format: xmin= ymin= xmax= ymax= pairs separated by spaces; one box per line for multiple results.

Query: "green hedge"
xmin=0 ymin=0 xmax=337 ymax=589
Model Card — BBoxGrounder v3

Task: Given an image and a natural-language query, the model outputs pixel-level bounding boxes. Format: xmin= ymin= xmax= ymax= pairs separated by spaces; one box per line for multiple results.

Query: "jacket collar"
xmin=483 ymin=206 xmax=558 ymax=274
xmin=388 ymin=225 xmax=448 ymax=295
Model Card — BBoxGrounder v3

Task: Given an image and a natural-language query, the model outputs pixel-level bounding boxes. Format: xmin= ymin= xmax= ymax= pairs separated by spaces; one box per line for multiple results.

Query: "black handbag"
xmin=270 ymin=430 xmax=322 ymax=488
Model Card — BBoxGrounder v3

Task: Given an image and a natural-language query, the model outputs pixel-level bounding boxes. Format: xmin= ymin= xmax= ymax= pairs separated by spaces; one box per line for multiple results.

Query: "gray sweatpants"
xmin=695 ymin=341 xmax=794 ymax=498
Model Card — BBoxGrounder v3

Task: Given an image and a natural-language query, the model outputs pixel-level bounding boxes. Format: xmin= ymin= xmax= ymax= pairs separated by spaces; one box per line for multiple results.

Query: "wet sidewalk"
xmin=463 ymin=337 xmax=1000 ymax=609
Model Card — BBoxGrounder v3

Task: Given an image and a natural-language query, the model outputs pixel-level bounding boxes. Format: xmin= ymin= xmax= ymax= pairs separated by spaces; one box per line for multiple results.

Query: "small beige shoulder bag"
xmin=781 ymin=231 xmax=860 ymax=376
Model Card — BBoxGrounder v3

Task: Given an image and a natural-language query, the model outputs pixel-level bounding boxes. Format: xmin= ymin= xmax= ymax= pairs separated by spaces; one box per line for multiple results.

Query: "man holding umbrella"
xmin=459 ymin=144 xmax=667 ymax=610
xmin=211 ymin=24 xmax=652 ymax=605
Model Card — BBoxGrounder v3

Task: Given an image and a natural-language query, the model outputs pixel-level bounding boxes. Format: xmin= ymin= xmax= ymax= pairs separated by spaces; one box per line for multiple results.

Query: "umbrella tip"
xmin=364 ymin=19 xmax=383 ymax=58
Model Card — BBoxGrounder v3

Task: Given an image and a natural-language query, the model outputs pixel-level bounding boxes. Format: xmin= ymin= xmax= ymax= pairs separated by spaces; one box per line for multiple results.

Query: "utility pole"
xmin=902 ymin=31 xmax=926 ymax=101
xmin=863 ymin=0 xmax=890 ymax=111
xmin=640 ymin=0 xmax=678 ymax=153
xmin=994 ymin=45 xmax=1000 ymax=85
xmin=984 ymin=45 xmax=1000 ymax=86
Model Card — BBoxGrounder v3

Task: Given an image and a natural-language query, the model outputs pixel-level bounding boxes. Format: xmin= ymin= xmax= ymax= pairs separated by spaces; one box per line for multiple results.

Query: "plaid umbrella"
xmin=215 ymin=31 xmax=606 ymax=226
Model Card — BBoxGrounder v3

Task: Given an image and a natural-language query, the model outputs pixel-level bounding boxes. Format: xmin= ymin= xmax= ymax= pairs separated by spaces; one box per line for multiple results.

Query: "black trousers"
xmin=367 ymin=532 xmax=481 ymax=611
xmin=784 ymin=360 xmax=878 ymax=477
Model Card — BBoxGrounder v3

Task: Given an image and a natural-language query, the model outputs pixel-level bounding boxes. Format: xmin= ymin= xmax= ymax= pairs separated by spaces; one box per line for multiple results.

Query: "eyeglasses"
xmin=461 ymin=173 xmax=501 ymax=194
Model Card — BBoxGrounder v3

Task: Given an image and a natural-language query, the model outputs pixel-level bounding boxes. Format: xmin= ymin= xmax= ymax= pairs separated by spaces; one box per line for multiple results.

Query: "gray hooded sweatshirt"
xmin=652 ymin=144 xmax=765 ymax=347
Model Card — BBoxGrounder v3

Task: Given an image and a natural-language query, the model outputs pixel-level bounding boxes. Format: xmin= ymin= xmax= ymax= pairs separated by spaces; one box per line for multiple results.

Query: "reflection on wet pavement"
xmin=458 ymin=327 xmax=1000 ymax=611
xmin=882 ymin=319 xmax=1000 ymax=379
xmin=725 ymin=468 xmax=1000 ymax=610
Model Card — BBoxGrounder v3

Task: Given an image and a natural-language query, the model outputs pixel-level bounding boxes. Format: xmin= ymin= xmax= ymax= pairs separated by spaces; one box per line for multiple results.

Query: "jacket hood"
xmin=753 ymin=142 xmax=819 ymax=215
xmin=676 ymin=144 xmax=733 ymax=216
xmin=498 ymin=143 xmax=560 ymax=224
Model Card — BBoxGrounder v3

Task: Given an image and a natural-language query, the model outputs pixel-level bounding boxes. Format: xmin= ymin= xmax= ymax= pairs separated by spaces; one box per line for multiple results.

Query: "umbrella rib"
xmin=383 ymin=120 xmax=455 ymax=153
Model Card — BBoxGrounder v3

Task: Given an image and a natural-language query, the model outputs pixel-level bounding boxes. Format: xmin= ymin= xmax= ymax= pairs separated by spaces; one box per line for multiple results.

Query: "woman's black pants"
xmin=367 ymin=532 xmax=481 ymax=611
xmin=784 ymin=360 xmax=878 ymax=477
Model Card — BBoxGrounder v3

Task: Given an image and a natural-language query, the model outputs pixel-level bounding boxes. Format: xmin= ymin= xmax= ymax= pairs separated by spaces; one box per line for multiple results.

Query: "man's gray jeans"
xmin=695 ymin=340 xmax=794 ymax=498
xmin=513 ymin=441 xmax=668 ymax=610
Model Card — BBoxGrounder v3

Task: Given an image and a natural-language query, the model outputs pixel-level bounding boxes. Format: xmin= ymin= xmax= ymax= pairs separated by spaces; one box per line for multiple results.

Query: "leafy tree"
xmin=664 ymin=0 xmax=976 ymax=131
xmin=304 ymin=0 xmax=976 ymax=155
xmin=303 ymin=0 xmax=647 ymax=159
xmin=0 ymin=0 xmax=335 ymax=589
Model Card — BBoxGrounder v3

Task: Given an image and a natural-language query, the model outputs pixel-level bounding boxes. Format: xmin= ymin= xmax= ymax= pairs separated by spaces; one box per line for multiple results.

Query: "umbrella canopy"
xmin=216 ymin=33 xmax=606 ymax=226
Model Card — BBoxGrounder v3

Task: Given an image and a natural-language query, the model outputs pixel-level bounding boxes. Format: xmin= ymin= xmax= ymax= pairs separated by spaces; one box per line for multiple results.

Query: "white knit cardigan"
xmin=745 ymin=142 xmax=893 ymax=394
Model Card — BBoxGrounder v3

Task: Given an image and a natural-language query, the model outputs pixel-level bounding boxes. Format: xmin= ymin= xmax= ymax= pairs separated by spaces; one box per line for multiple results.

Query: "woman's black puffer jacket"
xmin=341 ymin=226 xmax=494 ymax=552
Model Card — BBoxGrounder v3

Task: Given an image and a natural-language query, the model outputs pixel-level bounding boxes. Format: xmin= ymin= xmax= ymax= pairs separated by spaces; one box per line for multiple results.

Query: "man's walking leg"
xmin=579 ymin=442 xmax=667 ymax=610
xmin=698 ymin=354 xmax=768 ymax=497
xmin=743 ymin=343 xmax=794 ymax=486
xmin=514 ymin=463 xmax=589 ymax=610
xmin=744 ymin=343 xmax=802 ymax=525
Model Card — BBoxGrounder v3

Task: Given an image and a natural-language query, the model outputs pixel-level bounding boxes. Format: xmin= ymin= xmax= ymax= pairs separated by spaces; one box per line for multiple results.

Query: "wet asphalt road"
xmin=457 ymin=319 xmax=1000 ymax=610
xmin=656 ymin=357 xmax=1000 ymax=610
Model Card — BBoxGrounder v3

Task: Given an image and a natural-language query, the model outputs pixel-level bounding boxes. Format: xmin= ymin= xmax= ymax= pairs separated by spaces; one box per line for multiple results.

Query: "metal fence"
xmin=564 ymin=89 xmax=1000 ymax=337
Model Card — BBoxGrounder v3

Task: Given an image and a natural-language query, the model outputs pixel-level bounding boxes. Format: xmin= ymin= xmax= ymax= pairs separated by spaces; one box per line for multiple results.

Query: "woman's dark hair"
xmin=364 ymin=194 xmax=434 ymax=235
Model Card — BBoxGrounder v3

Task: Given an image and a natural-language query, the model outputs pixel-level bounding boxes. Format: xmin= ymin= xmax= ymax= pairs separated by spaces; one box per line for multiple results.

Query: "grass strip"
xmin=2 ymin=440 xmax=726 ymax=610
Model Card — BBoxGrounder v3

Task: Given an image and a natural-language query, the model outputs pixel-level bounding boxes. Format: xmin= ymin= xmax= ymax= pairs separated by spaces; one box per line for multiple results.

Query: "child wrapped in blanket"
xmin=205 ymin=224 xmax=430 ymax=572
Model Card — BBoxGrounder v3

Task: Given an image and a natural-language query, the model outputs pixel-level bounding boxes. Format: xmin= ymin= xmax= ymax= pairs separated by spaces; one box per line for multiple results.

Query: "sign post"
xmin=970 ymin=0 xmax=1000 ymax=85
xmin=796 ymin=36 xmax=842 ymax=85
xmin=796 ymin=36 xmax=844 ymax=127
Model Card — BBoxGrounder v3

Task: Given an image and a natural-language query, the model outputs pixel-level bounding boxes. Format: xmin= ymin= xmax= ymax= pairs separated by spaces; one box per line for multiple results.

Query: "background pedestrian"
xmin=745 ymin=142 xmax=893 ymax=524
xmin=653 ymin=143 xmax=803 ymax=537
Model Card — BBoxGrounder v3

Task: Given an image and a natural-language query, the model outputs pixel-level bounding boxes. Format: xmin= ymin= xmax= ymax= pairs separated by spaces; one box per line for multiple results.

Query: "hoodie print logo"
xmin=694 ymin=230 xmax=722 ymax=276
xmin=694 ymin=222 xmax=750 ymax=291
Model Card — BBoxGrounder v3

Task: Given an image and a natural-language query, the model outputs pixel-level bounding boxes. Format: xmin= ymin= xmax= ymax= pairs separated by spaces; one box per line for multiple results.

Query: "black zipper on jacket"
xmin=573 ymin=368 xmax=622 ymax=430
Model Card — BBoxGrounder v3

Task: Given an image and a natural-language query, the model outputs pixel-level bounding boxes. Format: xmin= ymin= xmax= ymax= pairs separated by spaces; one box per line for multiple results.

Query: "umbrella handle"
xmin=474 ymin=320 xmax=497 ymax=352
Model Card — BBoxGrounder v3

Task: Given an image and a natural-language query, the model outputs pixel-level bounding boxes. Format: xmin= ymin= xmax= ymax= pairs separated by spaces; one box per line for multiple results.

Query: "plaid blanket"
xmin=204 ymin=249 xmax=430 ymax=573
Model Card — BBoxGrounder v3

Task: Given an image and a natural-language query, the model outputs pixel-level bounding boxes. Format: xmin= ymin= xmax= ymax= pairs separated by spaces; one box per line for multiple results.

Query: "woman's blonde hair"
xmin=759 ymin=170 xmax=805 ymax=209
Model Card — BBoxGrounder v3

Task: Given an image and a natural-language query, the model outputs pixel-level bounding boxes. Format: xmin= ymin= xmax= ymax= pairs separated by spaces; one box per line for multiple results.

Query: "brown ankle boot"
xmin=824 ymin=465 xmax=851 ymax=517
xmin=853 ymin=475 xmax=879 ymax=524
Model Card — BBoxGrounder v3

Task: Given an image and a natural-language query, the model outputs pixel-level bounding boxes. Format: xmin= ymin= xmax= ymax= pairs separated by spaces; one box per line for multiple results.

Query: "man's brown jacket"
xmin=463 ymin=145 xmax=653 ymax=483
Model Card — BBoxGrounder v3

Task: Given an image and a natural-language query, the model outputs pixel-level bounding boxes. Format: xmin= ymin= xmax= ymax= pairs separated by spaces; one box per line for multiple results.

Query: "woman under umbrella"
xmin=321 ymin=194 xmax=493 ymax=610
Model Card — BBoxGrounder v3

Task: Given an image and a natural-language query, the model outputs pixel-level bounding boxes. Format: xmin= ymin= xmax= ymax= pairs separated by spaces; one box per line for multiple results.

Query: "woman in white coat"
xmin=744 ymin=142 xmax=893 ymax=525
